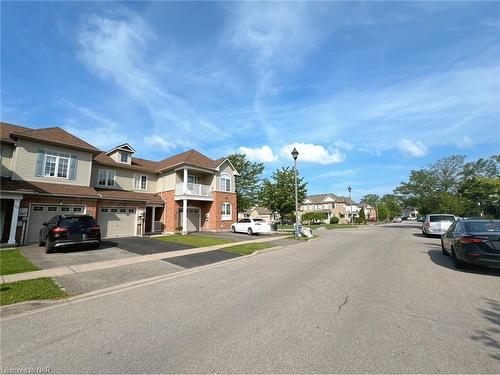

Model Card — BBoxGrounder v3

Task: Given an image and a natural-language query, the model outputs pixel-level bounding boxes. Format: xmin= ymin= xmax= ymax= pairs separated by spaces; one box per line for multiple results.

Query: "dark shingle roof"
xmin=155 ymin=149 xmax=224 ymax=172
xmin=305 ymin=193 xmax=344 ymax=204
xmin=1 ymin=122 xmax=100 ymax=152
xmin=0 ymin=179 xmax=100 ymax=198
xmin=95 ymin=188 xmax=164 ymax=204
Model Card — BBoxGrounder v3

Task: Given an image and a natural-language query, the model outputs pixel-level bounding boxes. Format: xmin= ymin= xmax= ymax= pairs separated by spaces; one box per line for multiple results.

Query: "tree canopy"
xmin=395 ymin=154 xmax=499 ymax=217
xmin=228 ymin=153 xmax=264 ymax=213
xmin=260 ymin=167 xmax=308 ymax=224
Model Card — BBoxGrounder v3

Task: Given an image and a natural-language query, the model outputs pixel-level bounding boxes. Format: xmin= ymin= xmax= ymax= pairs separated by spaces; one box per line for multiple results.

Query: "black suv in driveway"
xmin=39 ymin=215 xmax=101 ymax=253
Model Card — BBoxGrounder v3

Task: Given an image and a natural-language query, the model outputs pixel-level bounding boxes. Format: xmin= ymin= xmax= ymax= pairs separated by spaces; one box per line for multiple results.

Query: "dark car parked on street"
xmin=441 ymin=219 xmax=500 ymax=269
xmin=39 ymin=215 xmax=101 ymax=253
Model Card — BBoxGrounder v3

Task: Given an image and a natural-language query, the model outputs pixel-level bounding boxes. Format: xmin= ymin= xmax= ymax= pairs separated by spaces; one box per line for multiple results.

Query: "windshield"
xmin=429 ymin=215 xmax=455 ymax=222
xmin=465 ymin=221 xmax=500 ymax=232
xmin=253 ymin=219 xmax=265 ymax=222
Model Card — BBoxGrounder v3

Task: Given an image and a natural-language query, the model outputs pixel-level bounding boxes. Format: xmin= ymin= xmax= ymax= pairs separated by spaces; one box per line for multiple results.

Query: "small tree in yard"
xmin=330 ymin=216 xmax=339 ymax=224
xmin=260 ymin=167 xmax=307 ymax=225
xmin=302 ymin=212 xmax=328 ymax=223
xmin=228 ymin=153 xmax=264 ymax=214
xmin=357 ymin=208 xmax=366 ymax=224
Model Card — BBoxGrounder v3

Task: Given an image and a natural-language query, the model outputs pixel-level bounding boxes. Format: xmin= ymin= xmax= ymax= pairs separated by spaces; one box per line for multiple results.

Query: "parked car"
xmin=231 ymin=218 xmax=271 ymax=235
xmin=441 ymin=219 xmax=500 ymax=269
xmin=393 ymin=216 xmax=403 ymax=223
xmin=422 ymin=214 xmax=456 ymax=237
xmin=39 ymin=215 xmax=101 ymax=253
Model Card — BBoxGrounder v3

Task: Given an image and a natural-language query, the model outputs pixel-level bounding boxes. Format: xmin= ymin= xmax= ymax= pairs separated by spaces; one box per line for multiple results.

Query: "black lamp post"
xmin=291 ymin=148 xmax=299 ymax=237
xmin=348 ymin=185 xmax=352 ymax=225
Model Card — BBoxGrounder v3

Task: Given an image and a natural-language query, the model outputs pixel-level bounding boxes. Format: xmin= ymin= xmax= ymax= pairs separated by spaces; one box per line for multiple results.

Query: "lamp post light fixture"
xmin=291 ymin=148 xmax=299 ymax=238
xmin=348 ymin=185 xmax=353 ymax=225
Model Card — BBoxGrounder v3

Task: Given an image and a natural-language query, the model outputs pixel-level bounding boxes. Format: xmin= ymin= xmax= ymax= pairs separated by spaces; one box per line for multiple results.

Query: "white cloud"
xmin=456 ymin=135 xmax=474 ymax=149
xmin=280 ymin=143 xmax=345 ymax=164
xmin=238 ymin=145 xmax=278 ymax=163
xmin=333 ymin=140 xmax=353 ymax=150
xmin=397 ymin=139 xmax=428 ymax=157
xmin=144 ymin=135 xmax=192 ymax=152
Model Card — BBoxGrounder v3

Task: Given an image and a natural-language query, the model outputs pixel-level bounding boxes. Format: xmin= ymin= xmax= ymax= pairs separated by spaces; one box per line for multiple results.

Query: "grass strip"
xmin=155 ymin=234 xmax=234 ymax=247
xmin=222 ymin=242 xmax=275 ymax=255
xmin=0 ymin=249 xmax=40 ymax=275
xmin=0 ymin=277 xmax=66 ymax=306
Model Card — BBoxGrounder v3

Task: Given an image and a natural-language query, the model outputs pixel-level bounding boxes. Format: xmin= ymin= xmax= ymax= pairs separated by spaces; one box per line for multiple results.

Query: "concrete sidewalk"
xmin=1 ymin=235 xmax=289 ymax=284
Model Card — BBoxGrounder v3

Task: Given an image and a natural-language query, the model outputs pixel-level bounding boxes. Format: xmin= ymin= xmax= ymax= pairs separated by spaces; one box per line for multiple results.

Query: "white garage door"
xmin=178 ymin=208 xmax=200 ymax=232
xmin=27 ymin=205 xmax=85 ymax=243
xmin=98 ymin=207 xmax=137 ymax=238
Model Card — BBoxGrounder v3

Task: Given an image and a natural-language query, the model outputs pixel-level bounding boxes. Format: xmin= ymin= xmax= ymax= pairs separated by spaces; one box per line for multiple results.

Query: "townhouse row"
xmin=301 ymin=193 xmax=377 ymax=223
xmin=0 ymin=122 xmax=238 ymax=245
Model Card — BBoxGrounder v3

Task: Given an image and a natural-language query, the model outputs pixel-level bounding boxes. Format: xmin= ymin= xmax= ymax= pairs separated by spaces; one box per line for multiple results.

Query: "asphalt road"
xmin=2 ymin=223 xmax=499 ymax=373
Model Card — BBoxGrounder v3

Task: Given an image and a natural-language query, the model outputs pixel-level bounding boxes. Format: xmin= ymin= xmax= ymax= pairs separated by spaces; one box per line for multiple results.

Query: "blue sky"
xmin=2 ymin=1 xmax=499 ymax=201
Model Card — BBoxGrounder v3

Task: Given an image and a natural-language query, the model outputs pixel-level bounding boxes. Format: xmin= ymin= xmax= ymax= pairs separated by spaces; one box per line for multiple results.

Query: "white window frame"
xmin=119 ymin=151 xmax=129 ymax=163
xmin=134 ymin=174 xmax=148 ymax=190
xmin=43 ymin=150 xmax=70 ymax=179
xmin=221 ymin=202 xmax=232 ymax=220
xmin=220 ymin=173 xmax=231 ymax=192
xmin=188 ymin=175 xmax=200 ymax=184
xmin=98 ymin=169 xmax=116 ymax=187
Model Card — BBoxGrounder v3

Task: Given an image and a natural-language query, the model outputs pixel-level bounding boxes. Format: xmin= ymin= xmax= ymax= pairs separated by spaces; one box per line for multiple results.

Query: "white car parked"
xmin=231 ymin=218 xmax=271 ymax=235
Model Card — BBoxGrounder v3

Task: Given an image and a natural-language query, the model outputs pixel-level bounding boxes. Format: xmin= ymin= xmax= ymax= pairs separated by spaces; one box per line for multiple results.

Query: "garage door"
xmin=98 ymin=207 xmax=137 ymax=238
xmin=178 ymin=208 xmax=200 ymax=232
xmin=27 ymin=205 xmax=85 ymax=243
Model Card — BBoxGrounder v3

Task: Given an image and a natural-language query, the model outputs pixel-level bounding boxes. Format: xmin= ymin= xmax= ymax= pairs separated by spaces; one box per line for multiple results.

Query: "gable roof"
xmin=305 ymin=193 xmax=344 ymax=204
xmin=340 ymin=196 xmax=357 ymax=205
xmin=105 ymin=143 xmax=136 ymax=155
xmin=93 ymin=153 xmax=158 ymax=173
xmin=155 ymin=149 xmax=223 ymax=172
xmin=1 ymin=121 xmax=99 ymax=152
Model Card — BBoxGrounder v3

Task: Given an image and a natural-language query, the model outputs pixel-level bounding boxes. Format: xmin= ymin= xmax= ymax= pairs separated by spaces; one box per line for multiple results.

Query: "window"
xmin=47 ymin=206 xmax=58 ymax=212
xmin=220 ymin=174 xmax=231 ymax=192
xmin=221 ymin=202 xmax=231 ymax=219
xmin=61 ymin=207 xmax=70 ymax=212
xmin=101 ymin=208 xmax=109 ymax=213
xmin=128 ymin=208 xmax=135 ymax=213
xmin=120 ymin=208 xmax=127 ymax=213
xmin=72 ymin=207 xmax=83 ymax=212
xmin=134 ymin=174 xmax=148 ymax=190
xmin=120 ymin=151 xmax=129 ymax=163
xmin=43 ymin=151 xmax=70 ymax=178
xmin=33 ymin=206 xmax=44 ymax=212
xmin=98 ymin=169 xmax=116 ymax=187
xmin=187 ymin=175 xmax=200 ymax=184
xmin=111 ymin=208 xmax=118 ymax=213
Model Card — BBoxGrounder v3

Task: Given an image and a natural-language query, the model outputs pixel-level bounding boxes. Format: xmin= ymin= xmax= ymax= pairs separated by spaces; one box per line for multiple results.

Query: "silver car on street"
xmin=422 ymin=214 xmax=456 ymax=236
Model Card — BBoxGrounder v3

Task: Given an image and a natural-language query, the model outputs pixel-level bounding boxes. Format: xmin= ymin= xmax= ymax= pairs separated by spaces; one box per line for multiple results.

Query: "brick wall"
xmin=160 ymin=190 xmax=180 ymax=233
xmin=208 ymin=191 xmax=237 ymax=231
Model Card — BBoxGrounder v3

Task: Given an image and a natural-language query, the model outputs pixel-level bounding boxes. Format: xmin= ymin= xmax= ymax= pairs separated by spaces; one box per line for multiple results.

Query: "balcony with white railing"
xmin=175 ymin=182 xmax=213 ymax=200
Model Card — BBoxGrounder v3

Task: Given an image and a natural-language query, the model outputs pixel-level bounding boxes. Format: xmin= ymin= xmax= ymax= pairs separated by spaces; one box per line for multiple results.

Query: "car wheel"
xmin=231 ymin=226 xmax=236 ymax=233
xmin=45 ymin=242 xmax=54 ymax=254
xmin=247 ymin=227 xmax=253 ymax=236
xmin=441 ymin=239 xmax=448 ymax=256
xmin=451 ymin=247 xmax=466 ymax=269
xmin=38 ymin=234 xmax=46 ymax=247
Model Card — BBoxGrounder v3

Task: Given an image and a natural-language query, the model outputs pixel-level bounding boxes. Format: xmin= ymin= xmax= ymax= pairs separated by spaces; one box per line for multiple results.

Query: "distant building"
xmin=359 ymin=202 xmax=378 ymax=222
xmin=238 ymin=206 xmax=279 ymax=223
xmin=300 ymin=193 xmax=347 ymax=224
xmin=402 ymin=206 xmax=418 ymax=220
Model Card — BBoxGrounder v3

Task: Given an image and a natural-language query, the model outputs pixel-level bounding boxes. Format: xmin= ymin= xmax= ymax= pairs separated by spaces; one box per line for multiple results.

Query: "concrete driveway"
xmin=191 ymin=231 xmax=276 ymax=241
xmin=20 ymin=236 xmax=191 ymax=270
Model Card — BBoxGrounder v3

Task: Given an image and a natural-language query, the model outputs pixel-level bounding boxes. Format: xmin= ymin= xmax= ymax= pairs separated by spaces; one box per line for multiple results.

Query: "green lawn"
xmin=155 ymin=234 xmax=234 ymax=247
xmin=277 ymin=223 xmax=358 ymax=231
xmin=0 ymin=277 xmax=66 ymax=306
xmin=223 ymin=242 xmax=275 ymax=255
xmin=0 ymin=249 xmax=40 ymax=275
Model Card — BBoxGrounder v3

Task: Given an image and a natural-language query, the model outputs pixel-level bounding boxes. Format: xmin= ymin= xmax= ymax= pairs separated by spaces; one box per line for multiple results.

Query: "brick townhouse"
xmin=0 ymin=122 xmax=238 ymax=245
xmin=300 ymin=194 xmax=348 ymax=224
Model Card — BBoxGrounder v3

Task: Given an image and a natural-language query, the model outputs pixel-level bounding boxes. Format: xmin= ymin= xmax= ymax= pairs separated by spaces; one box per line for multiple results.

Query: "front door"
xmin=145 ymin=207 xmax=153 ymax=233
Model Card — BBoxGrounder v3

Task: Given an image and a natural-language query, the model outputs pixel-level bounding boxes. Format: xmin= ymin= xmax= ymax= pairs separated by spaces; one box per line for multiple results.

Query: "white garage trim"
xmin=178 ymin=206 xmax=201 ymax=232
xmin=98 ymin=206 xmax=138 ymax=239
xmin=25 ymin=203 xmax=87 ymax=243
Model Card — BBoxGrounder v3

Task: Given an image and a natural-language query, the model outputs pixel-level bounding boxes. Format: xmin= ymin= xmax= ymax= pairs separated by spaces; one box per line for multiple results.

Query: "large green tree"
xmin=260 ymin=167 xmax=308 ymax=224
xmin=228 ymin=153 xmax=264 ymax=213
xmin=395 ymin=154 xmax=499 ymax=217
xmin=360 ymin=194 xmax=381 ymax=207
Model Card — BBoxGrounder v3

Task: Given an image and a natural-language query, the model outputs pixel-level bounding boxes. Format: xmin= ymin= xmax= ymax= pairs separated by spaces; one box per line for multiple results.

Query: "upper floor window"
xmin=98 ymin=169 xmax=116 ymax=187
xmin=134 ymin=174 xmax=148 ymax=190
xmin=220 ymin=173 xmax=231 ymax=192
xmin=120 ymin=151 xmax=129 ymax=163
xmin=44 ymin=151 xmax=70 ymax=179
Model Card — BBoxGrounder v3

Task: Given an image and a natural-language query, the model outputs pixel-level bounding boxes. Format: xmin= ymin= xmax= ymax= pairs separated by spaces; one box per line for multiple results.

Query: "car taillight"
xmin=89 ymin=225 xmax=100 ymax=231
xmin=459 ymin=236 xmax=486 ymax=244
xmin=52 ymin=227 xmax=68 ymax=234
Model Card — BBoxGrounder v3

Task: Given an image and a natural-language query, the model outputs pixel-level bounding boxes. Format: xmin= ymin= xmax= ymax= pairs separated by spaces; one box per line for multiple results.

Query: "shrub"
xmin=330 ymin=216 xmax=339 ymax=224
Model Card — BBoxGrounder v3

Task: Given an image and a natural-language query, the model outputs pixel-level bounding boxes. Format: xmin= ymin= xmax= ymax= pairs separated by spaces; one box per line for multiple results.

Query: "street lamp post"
xmin=348 ymin=185 xmax=352 ymax=225
xmin=291 ymin=148 xmax=299 ymax=238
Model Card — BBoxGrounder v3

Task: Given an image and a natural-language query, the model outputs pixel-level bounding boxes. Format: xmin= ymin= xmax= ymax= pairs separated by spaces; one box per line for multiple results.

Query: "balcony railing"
xmin=175 ymin=182 xmax=212 ymax=197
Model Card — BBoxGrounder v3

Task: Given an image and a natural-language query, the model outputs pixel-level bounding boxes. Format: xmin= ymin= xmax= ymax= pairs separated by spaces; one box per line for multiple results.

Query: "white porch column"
xmin=183 ymin=168 xmax=188 ymax=194
xmin=182 ymin=199 xmax=188 ymax=235
xmin=7 ymin=198 xmax=21 ymax=245
xmin=151 ymin=207 xmax=156 ymax=233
